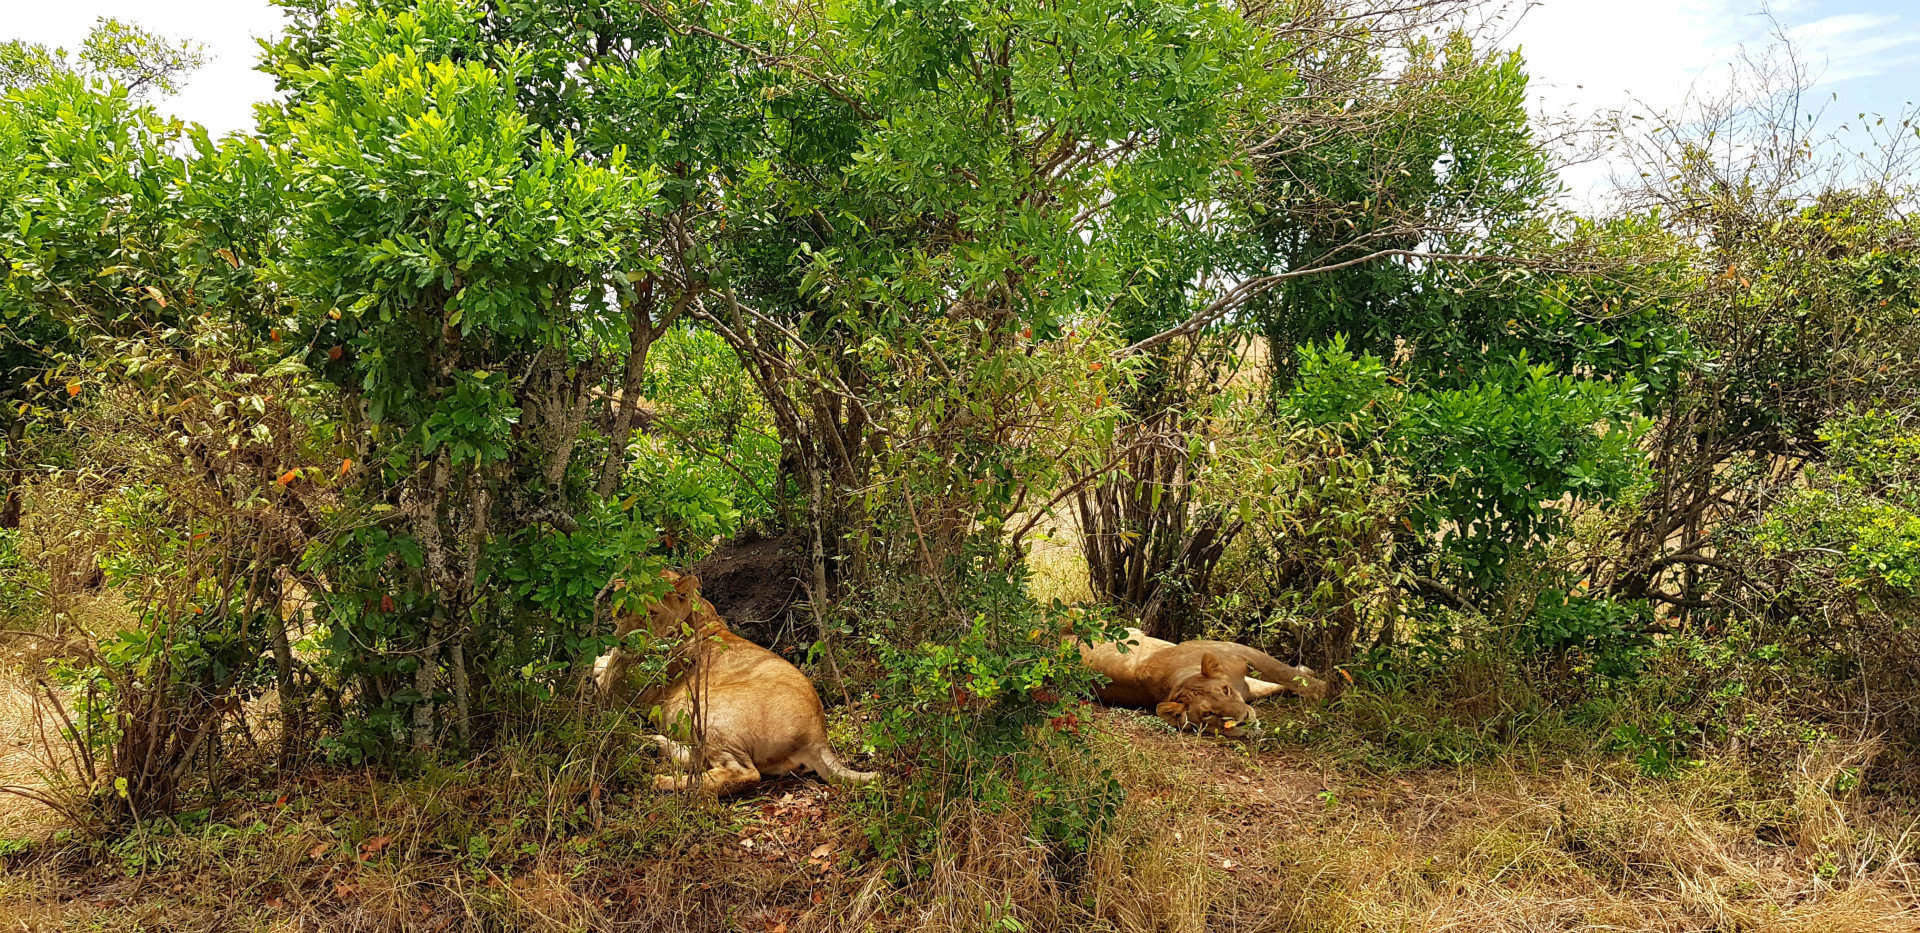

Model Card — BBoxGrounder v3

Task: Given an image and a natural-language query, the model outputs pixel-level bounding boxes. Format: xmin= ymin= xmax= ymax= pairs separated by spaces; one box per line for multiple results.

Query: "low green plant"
xmin=1521 ymin=592 xmax=1653 ymax=681
xmin=853 ymin=565 xmax=1129 ymax=869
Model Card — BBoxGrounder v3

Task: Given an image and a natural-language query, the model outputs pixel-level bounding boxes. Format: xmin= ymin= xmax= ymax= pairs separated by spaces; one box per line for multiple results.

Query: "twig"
xmin=1124 ymin=248 xmax=1567 ymax=356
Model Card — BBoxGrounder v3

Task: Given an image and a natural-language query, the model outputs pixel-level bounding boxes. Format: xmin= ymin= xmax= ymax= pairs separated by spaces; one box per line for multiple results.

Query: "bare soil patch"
xmin=688 ymin=531 xmax=808 ymax=652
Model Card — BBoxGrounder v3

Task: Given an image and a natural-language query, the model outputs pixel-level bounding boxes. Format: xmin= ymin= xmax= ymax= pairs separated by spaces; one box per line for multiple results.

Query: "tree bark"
xmin=267 ymin=575 xmax=299 ymax=763
xmin=412 ymin=611 xmax=439 ymax=753
xmin=449 ymin=636 xmax=471 ymax=744
xmin=597 ymin=279 xmax=664 ymax=497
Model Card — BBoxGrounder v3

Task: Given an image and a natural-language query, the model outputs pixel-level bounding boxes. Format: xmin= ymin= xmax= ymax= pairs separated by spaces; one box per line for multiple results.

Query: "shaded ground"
xmin=688 ymin=532 xmax=808 ymax=652
xmin=0 ymin=587 xmax=1910 ymax=931
xmin=1 ymin=697 xmax=1914 ymax=932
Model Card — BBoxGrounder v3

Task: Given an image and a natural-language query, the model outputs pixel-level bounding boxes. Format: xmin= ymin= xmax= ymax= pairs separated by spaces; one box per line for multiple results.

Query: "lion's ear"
xmin=1156 ymin=701 xmax=1188 ymax=727
xmin=674 ymin=573 xmax=702 ymax=595
xmin=1199 ymin=652 xmax=1225 ymax=680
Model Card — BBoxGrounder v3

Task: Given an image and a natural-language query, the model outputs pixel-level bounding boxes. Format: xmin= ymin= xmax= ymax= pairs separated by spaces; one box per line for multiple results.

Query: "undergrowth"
xmin=2 ymin=684 xmax=1915 ymax=933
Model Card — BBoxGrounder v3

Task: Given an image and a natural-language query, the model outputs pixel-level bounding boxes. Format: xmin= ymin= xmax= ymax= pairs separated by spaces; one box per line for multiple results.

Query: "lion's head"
xmin=1155 ymin=653 xmax=1257 ymax=737
xmin=592 ymin=571 xmax=713 ymax=692
xmin=631 ymin=570 xmax=709 ymax=637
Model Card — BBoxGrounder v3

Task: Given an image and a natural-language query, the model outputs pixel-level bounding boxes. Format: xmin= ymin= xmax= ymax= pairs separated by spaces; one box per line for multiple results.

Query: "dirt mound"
xmin=690 ymin=531 xmax=807 ymax=649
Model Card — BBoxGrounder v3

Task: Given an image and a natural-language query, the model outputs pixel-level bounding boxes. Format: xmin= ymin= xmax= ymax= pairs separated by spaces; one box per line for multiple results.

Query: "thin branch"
xmin=1123 ymin=248 xmax=1560 ymax=356
xmin=633 ymin=0 xmax=874 ymax=122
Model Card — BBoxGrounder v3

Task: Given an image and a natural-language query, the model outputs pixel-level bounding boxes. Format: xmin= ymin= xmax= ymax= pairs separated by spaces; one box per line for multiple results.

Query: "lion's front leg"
xmin=591 ymin=648 xmax=624 ymax=694
xmin=649 ymin=733 xmax=695 ymax=767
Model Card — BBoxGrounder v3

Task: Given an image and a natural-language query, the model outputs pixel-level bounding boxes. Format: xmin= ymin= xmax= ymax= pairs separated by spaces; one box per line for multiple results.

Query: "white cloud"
xmin=1506 ymin=0 xmax=1760 ymax=122
xmin=1503 ymin=1 xmax=1919 ymax=207
xmin=1788 ymin=14 xmax=1920 ymax=83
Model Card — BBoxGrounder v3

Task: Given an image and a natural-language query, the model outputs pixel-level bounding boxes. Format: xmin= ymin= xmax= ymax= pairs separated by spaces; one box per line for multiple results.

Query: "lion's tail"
xmin=807 ymin=744 xmax=878 ymax=786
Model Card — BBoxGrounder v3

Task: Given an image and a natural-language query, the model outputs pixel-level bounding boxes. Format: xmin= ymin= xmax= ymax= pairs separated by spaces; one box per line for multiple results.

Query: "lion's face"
xmin=592 ymin=571 xmax=710 ymax=693
xmin=1155 ymin=653 xmax=1257 ymax=737
xmin=636 ymin=570 xmax=705 ymax=638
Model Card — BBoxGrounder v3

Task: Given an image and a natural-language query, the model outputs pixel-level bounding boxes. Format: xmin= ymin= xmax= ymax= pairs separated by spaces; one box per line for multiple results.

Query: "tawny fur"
xmin=592 ymin=571 xmax=875 ymax=795
xmin=1078 ymin=627 xmax=1327 ymax=735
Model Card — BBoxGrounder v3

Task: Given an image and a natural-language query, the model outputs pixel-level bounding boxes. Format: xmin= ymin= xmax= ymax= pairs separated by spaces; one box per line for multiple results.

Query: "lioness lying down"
xmin=1079 ymin=628 xmax=1328 ymax=736
xmin=592 ymin=571 xmax=875 ymax=795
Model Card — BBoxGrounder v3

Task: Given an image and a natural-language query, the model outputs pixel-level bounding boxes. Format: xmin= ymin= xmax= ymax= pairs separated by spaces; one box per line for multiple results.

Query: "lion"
xmin=1078 ymin=627 xmax=1327 ymax=737
xmin=591 ymin=571 xmax=876 ymax=795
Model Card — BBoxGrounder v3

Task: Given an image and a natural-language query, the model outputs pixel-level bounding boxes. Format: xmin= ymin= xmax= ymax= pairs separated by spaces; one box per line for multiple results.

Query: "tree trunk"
xmin=412 ymin=611 xmax=439 ymax=754
xmin=449 ymin=636 xmax=471 ymax=744
xmin=0 ymin=415 xmax=25 ymax=529
xmin=597 ymin=278 xmax=677 ymax=497
xmin=267 ymin=576 xmax=299 ymax=764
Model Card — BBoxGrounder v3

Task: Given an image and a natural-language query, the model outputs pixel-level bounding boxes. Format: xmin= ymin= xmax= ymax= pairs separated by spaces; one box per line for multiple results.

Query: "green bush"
xmin=852 ymin=565 xmax=1128 ymax=868
xmin=1521 ymin=592 xmax=1653 ymax=681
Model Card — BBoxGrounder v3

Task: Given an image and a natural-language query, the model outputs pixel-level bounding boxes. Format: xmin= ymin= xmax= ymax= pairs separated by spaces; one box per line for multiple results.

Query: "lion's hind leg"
xmin=655 ymin=748 xmax=760 ymax=796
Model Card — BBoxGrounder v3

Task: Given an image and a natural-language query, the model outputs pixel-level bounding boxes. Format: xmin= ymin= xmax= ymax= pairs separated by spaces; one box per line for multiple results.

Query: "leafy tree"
xmin=0 ymin=17 xmax=215 ymax=528
xmin=0 ymin=65 xmax=327 ymax=812
xmin=0 ymin=18 xmax=206 ymax=98
xmin=1592 ymin=44 xmax=1920 ymax=616
xmin=258 ymin=0 xmax=666 ymax=754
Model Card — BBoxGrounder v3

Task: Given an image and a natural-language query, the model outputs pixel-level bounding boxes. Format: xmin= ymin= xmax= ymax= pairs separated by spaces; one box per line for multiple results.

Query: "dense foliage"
xmin=2 ymin=0 xmax=1918 ymax=881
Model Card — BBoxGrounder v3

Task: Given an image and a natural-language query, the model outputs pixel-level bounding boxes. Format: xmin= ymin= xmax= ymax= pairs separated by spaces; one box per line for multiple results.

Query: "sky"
xmin=1501 ymin=0 xmax=1920 ymax=201
xmin=4 ymin=0 xmax=1916 ymax=204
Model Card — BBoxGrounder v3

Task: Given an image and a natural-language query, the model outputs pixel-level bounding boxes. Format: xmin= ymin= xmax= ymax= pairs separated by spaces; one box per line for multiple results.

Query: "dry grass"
xmin=1018 ymin=507 xmax=1094 ymax=607
xmin=1 ymin=692 xmax=1916 ymax=932
xmin=0 ymin=675 xmax=56 ymax=840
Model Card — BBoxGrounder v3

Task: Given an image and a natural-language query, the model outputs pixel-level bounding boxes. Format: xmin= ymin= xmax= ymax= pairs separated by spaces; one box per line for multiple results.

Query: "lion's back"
xmin=1080 ymin=627 xmax=1174 ymax=708
xmin=696 ymin=633 xmax=832 ymax=752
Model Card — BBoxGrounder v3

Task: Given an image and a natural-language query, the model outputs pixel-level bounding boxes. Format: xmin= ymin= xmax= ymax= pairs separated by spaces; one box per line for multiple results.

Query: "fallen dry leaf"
xmin=360 ymin=834 xmax=393 ymax=857
xmin=308 ymin=843 xmax=329 ymax=861
xmin=265 ymin=897 xmax=286 ymax=909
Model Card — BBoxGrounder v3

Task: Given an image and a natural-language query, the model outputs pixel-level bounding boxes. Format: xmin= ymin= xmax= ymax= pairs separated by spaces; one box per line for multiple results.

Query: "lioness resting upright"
xmin=592 ymin=571 xmax=875 ymax=795
xmin=1079 ymin=628 xmax=1327 ymax=736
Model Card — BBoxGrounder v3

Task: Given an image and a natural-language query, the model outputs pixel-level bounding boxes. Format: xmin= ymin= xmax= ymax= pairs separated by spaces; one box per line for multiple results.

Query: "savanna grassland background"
xmin=2 ymin=0 xmax=1920 ymax=930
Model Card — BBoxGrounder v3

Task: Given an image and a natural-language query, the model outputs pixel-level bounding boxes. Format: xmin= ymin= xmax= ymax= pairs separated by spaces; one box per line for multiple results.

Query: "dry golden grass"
xmin=1017 ymin=507 xmax=1094 ymax=607
xmin=1 ymin=695 xmax=1915 ymax=932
